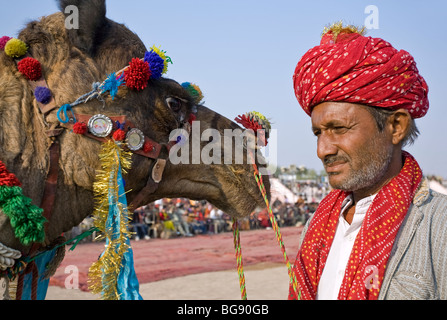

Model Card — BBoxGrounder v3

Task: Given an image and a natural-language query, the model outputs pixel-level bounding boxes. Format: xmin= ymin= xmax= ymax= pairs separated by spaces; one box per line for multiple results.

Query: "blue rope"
xmin=57 ymin=104 xmax=76 ymax=124
xmin=56 ymin=82 xmax=102 ymax=123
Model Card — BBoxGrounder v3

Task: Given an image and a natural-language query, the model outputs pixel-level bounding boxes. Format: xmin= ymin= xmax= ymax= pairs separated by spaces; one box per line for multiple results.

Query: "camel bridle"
xmin=13 ymin=50 xmax=193 ymax=254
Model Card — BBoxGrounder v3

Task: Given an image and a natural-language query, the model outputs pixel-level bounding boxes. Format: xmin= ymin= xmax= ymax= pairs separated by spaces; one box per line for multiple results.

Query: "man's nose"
xmin=317 ymin=133 xmax=338 ymax=161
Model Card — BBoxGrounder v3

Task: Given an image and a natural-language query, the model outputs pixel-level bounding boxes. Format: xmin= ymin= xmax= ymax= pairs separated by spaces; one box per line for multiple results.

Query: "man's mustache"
xmin=323 ymin=155 xmax=350 ymax=166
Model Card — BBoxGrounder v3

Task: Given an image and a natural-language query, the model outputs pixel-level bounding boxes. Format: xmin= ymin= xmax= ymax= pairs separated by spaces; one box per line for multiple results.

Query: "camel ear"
xmin=58 ymin=0 xmax=107 ymax=56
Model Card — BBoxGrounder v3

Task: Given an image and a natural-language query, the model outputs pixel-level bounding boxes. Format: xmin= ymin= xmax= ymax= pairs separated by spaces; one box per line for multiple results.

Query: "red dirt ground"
xmin=49 ymin=226 xmax=303 ymax=292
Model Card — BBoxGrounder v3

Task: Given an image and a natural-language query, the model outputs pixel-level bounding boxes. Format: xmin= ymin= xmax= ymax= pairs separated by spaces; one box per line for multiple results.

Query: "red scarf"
xmin=289 ymin=152 xmax=422 ymax=300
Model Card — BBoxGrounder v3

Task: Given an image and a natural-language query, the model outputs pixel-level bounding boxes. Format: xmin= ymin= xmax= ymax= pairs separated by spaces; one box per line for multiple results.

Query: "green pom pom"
xmin=0 ymin=185 xmax=46 ymax=245
xmin=182 ymin=82 xmax=204 ymax=104
xmin=4 ymin=38 xmax=28 ymax=58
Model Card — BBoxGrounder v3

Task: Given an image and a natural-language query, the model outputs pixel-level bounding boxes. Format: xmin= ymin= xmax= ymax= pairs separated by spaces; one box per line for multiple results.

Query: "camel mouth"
xmin=160 ymin=162 xmax=270 ymax=219
xmin=212 ymin=163 xmax=271 ymax=219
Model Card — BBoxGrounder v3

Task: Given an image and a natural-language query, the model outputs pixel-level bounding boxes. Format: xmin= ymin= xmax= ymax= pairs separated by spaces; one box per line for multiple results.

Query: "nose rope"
xmin=232 ymin=111 xmax=301 ymax=300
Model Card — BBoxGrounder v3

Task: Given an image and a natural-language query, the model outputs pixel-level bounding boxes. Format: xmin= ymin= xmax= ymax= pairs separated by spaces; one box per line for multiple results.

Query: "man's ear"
xmin=58 ymin=0 xmax=107 ymax=56
xmin=388 ymin=109 xmax=412 ymax=145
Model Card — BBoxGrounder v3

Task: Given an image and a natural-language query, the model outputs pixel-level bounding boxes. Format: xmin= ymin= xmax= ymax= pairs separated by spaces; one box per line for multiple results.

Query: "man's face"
xmin=311 ymin=102 xmax=394 ymax=192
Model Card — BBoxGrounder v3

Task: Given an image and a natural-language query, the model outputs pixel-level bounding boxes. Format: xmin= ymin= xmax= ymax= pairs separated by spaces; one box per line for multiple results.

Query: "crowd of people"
xmin=129 ymin=199 xmax=230 ymax=240
xmin=69 ymin=179 xmax=330 ymax=242
xmin=70 ymin=193 xmax=320 ymax=243
xmin=127 ymin=194 xmax=320 ymax=240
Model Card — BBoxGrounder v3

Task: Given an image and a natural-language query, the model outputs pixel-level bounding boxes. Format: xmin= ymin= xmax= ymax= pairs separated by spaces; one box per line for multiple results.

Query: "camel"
xmin=0 ymin=0 xmax=270 ymax=276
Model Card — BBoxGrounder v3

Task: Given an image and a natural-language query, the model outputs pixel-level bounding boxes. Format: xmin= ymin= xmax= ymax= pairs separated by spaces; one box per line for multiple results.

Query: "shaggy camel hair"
xmin=0 ymin=0 xmax=270 ymax=254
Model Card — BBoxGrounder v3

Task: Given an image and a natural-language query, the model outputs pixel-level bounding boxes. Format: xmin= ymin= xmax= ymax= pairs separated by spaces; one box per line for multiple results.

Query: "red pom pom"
xmin=124 ymin=58 xmax=151 ymax=91
xmin=143 ymin=141 xmax=154 ymax=153
xmin=235 ymin=114 xmax=263 ymax=132
xmin=113 ymin=129 xmax=126 ymax=141
xmin=188 ymin=113 xmax=197 ymax=125
xmin=73 ymin=122 xmax=88 ymax=135
xmin=0 ymin=161 xmax=22 ymax=187
xmin=17 ymin=57 xmax=42 ymax=81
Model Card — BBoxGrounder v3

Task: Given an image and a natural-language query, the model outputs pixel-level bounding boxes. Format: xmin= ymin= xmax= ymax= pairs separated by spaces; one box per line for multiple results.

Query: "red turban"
xmin=293 ymin=27 xmax=429 ymax=118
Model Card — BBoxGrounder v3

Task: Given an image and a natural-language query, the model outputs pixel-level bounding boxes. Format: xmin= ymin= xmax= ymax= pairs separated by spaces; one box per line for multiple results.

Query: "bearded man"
xmin=289 ymin=23 xmax=447 ymax=300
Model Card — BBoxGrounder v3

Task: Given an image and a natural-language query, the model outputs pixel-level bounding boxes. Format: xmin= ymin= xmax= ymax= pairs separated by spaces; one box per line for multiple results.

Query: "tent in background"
xmin=429 ymin=180 xmax=447 ymax=195
xmin=270 ymin=178 xmax=298 ymax=204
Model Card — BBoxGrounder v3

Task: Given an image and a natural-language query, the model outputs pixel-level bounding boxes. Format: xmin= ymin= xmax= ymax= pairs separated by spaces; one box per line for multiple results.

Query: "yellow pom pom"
xmin=4 ymin=38 xmax=28 ymax=58
xmin=149 ymin=45 xmax=171 ymax=75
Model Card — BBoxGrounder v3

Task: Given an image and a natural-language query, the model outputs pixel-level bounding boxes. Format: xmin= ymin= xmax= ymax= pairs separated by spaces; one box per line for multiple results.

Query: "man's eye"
xmin=333 ymin=126 xmax=348 ymax=133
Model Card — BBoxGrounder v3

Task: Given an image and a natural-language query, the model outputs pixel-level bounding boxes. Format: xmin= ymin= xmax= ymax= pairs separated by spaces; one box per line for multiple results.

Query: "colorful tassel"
xmin=34 ymin=86 xmax=52 ymax=104
xmin=144 ymin=50 xmax=165 ymax=80
xmin=113 ymin=129 xmax=126 ymax=142
xmin=182 ymin=82 xmax=204 ymax=104
xmin=124 ymin=58 xmax=151 ymax=91
xmin=87 ymin=140 xmax=142 ymax=300
xmin=235 ymin=111 xmax=271 ymax=146
xmin=4 ymin=38 xmax=28 ymax=58
xmin=73 ymin=122 xmax=88 ymax=135
xmin=148 ymin=45 xmax=171 ymax=75
xmin=0 ymin=161 xmax=46 ymax=246
xmin=17 ymin=57 xmax=42 ymax=81
xmin=101 ymin=73 xmax=124 ymax=100
xmin=0 ymin=36 xmax=12 ymax=51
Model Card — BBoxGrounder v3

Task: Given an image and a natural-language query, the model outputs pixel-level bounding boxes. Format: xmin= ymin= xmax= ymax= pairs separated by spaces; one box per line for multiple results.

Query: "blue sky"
xmin=2 ymin=0 xmax=447 ymax=177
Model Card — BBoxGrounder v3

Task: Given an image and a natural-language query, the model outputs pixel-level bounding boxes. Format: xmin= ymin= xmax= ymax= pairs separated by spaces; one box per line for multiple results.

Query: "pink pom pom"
xmin=0 ymin=36 xmax=12 ymax=51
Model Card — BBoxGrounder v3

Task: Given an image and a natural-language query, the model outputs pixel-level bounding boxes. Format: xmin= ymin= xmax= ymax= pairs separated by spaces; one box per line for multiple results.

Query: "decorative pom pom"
xmin=235 ymin=111 xmax=271 ymax=146
xmin=188 ymin=113 xmax=197 ymax=125
xmin=17 ymin=57 xmax=42 ymax=81
xmin=4 ymin=38 xmax=28 ymax=58
xmin=101 ymin=72 xmax=124 ymax=100
xmin=149 ymin=45 xmax=171 ymax=75
xmin=124 ymin=58 xmax=151 ymax=91
xmin=0 ymin=161 xmax=22 ymax=187
xmin=143 ymin=141 xmax=154 ymax=153
xmin=144 ymin=50 xmax=165 ymax=80
xmin=34 ymin=86 xmax=52 ymax=104
xmin=182 ymin=82 xmax=204 ymax=104
xmin=73 ymin=122 xmax=88 ymax=135
xmin=113 ymin=129 xmax=126 ymax=141
xmin=0 ymin=36 xmax=12 ymax=51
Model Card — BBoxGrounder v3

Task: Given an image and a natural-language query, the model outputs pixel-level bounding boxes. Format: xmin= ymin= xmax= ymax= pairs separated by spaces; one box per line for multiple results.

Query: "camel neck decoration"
xmin=87 ymin=140 xmax=142 ymax=300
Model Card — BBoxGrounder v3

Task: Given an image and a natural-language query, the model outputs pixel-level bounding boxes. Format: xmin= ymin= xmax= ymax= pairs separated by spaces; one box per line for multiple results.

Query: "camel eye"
xmin=166 ymin=97 xmax=182 ymax=112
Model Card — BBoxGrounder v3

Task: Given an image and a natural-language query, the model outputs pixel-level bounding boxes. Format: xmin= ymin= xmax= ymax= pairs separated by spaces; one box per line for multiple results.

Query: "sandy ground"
xmin=46 ymin=263 xmax=290 ymax=300
xmin=45 ymin=226 xmax=302 ymax=300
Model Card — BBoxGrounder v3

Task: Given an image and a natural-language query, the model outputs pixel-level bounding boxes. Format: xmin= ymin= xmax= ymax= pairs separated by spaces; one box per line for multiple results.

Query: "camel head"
xmin=0 ymin=0 xmax=271 ymax=251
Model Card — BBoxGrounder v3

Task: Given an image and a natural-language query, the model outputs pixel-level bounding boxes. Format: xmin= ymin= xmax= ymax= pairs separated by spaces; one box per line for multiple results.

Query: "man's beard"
xmin=324 ymin=138 xmax=393 ymax=192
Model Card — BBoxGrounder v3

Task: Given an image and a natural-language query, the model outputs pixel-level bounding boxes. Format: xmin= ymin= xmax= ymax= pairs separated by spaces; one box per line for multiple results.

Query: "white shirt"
xmin=316 ymin=193 xmax=377 ymax=300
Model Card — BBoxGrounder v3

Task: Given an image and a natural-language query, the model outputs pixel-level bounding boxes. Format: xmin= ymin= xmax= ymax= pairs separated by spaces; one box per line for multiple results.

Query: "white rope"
xmin=0 ymin=242 xmax=21 ymax=271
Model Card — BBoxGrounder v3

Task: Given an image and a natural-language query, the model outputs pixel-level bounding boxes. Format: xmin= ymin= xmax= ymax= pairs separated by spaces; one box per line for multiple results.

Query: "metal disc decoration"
xmin=88 ymin=114 xmax=113 ymax=138
xmin=126 ymin=128 xmax=145 ymax=151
